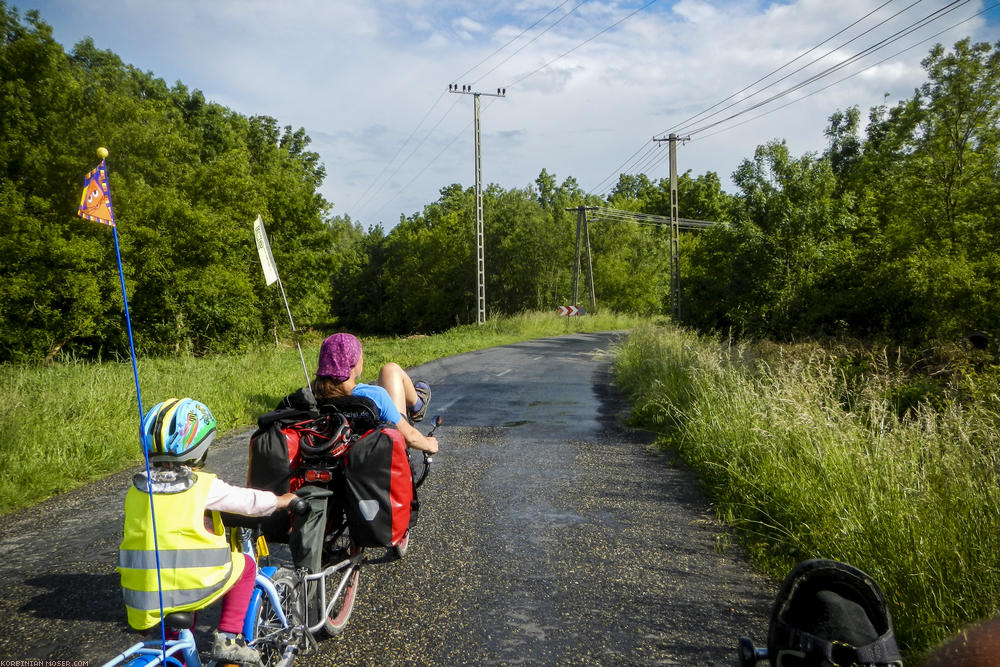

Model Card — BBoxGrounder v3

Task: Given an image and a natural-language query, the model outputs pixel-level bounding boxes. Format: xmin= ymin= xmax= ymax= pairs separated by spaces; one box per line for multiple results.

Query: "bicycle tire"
xmin=391 ymin=529 xmax=410 ymax=560
xmin=321 ymin=546 xmax=361 ymax=637
xmin=253 ymin=567 xmax=302 ymax=666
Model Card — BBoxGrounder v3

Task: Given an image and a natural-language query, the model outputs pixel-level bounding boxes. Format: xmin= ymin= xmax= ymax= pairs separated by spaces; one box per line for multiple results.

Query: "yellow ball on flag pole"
xmin=97 ymin=147 xmax=109 ymax=159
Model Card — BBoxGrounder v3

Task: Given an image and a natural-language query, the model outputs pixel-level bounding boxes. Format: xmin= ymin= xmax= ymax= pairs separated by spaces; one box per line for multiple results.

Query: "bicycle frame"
xmin=102 ymin=630 xmax=199 ymax=667
xmin=302 ymin=553 xmax=360 ymax=635
xmin=101 ymin=530 xmax=300 ymax=667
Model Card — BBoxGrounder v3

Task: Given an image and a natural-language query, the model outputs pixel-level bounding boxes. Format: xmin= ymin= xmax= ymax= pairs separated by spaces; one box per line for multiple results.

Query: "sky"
xmin=12 ymin=0 xmax=1000 ymax=229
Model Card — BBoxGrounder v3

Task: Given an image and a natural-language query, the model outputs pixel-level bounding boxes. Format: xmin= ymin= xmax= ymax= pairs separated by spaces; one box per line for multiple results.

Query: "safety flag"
xmin=77 ymin=159 xmax=116 ymax=226
xmin=75 ymin=148 xmax=169 ymax=655
xmin=253 ymin=215 xmax=279 ymax=286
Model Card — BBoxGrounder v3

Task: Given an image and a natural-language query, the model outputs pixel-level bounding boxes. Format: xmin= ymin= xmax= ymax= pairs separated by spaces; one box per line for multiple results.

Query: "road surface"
xmin=0 ymin=332 xmax=774 ymax=665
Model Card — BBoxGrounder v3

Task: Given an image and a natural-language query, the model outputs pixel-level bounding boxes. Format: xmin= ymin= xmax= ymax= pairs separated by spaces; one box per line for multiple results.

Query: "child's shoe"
xmin=211 ymin=631 xmax=263 ymax=666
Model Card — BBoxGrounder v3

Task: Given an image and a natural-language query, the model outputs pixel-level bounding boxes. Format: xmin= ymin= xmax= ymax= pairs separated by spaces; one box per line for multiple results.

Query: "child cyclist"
xmin=118 ymin=398 xmax=298 ymax=666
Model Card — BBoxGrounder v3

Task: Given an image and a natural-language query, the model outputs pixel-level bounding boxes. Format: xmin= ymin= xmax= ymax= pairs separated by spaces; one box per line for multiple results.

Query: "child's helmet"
xmin=141 ymin=398 xmax=217 ymax=465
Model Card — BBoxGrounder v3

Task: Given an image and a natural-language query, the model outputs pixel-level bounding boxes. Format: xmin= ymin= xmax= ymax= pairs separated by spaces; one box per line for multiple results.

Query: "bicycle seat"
xmin=163 ymin=612 xmax=195 ymax=630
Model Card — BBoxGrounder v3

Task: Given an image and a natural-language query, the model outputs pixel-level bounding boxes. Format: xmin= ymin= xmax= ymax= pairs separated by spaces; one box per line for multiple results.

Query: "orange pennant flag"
xmin=77 ymin=159 xmax=116 ymax=226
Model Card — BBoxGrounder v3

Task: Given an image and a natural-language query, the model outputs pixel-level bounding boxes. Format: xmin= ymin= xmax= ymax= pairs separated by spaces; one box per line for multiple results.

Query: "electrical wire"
xmin=504 ymin=0 xmax=661 ymax=90
xmin=349 ymin=91 xmax=448 ymax=213
xmin=588 ymin=142 xmax=662 ymax=194
xmin=352 ymin=0 xmax=578 ymax=220
xmin=591 ymin=207 xmax=722 ymax=228
xmin=692 ymin=1 xmax=1000 ymax=141
xmin=685 ymin=0 xmax=974 ymax=136
xmin=470 ymin=1 xmax=587 ymax=86
xmin=356 ymin=0 xmax=663 ymax=222
xmin=366 ymin=97 xmax=503 ymax=223
xmin=351 ymin=95 xmax=465 ymax=216
xmin=589 ymin=0 xmax=983 ymax=197
xmin=453 ymin=0 xmax=577 ymax=85
xmin=662 ymin=0 xmax=911 ymax=138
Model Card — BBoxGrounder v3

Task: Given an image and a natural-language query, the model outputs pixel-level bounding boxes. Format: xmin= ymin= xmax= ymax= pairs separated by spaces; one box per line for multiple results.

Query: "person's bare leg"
xmin=377 ymin=363 xmax=417 ymax=415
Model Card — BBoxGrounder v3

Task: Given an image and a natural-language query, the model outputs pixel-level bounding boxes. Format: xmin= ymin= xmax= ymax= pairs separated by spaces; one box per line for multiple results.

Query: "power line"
xmin=595 ymin=0 xmax=994 ymax=196
xmin=587 ymin=0 xmax=961 ymax=197
xmin=504 ymin=0 xmax=661 ymax=90
xmin=357 ymin=0 xmax=663 ymax=222
xmin=454 ymin=0 xmax=577 ymax=85
xmin=352 ymin=95 xmax=464 ymax=216
xmin=350 ymin=91 xmax=448 ymax=213
xmin=366 ymin=97 xmax=503 ymax=223
xmin=662 ymin=0 xmax=909 ymax=138
xmin=351 ymin=1 xmax=576 ymax=221
xmin=592 ymin=207 xmax=722 ymax=229
xmin=471 ymin=1 xmax=587 ymax=86
xmin=588 ymin=142 xmax=661 ymax=195
xmin=693 ymin=1 xmax=1000 ymax=141
xmin=685 ymin=0 xmax=974 ymax=136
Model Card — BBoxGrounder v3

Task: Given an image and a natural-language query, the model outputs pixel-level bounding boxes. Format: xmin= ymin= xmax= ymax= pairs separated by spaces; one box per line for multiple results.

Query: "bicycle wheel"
xmin=391 ymin=529 xmax=409 ymax=560
xmin=321 ymin=545 xmax=361 ymax=637
xmin=253 ymin=567 xmax=302 ymax=666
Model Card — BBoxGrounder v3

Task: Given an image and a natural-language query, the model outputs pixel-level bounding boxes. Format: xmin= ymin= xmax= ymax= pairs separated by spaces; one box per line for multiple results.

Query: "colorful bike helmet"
xmin=141 ymin=398 xmax=217 ymax=465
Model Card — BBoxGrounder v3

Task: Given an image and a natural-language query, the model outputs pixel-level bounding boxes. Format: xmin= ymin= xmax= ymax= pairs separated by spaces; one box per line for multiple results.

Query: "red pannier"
xmin=247 ymin=409 xmax=349 ymax=494
xmin=343 ymin=425 xmax=414 ymax=548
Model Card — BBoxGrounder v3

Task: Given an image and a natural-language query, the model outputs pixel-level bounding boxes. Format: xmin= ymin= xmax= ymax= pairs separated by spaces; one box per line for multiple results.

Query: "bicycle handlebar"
xmin=288 ymin=496 xmax=310 ymax=516
xmin=424 ymin=415 xmax=443 ymax=462
xmin=413 ymin=415 xmax=442 ymax=488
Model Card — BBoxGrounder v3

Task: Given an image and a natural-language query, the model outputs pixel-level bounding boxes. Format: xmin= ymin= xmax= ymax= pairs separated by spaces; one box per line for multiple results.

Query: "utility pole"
xmin=567 ymin=205 xmax=597 ymax=313
xmin=653 ymin=133 xmax=689 ymax=321
xmin=449 ymin=84 xmax=506 ymax=325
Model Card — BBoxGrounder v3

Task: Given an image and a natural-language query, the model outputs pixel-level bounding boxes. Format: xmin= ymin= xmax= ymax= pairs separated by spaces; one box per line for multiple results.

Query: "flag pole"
xmin=81 ymin=147 xmax=167 ymax=655
xmin=253 ymin=215 xmax=314 ymax=398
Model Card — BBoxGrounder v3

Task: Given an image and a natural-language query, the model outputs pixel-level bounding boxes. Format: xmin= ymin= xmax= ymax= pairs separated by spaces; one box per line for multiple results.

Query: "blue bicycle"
xmin=101 ymin=499 xmax=318 ymax=667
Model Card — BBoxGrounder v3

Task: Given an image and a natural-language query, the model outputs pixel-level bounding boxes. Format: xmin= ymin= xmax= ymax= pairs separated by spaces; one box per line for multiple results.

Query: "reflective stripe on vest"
xmin=121 ymin=578 xmax=230 ymax=611
xmin=119 ymin=547 xmax=232 ymax=570
xmin=118 ymin=472 xmax=245 ymax=630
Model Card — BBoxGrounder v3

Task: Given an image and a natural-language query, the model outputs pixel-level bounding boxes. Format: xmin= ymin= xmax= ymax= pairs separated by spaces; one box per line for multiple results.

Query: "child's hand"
xmin=275 ymin=492 xmax=299 ymax=510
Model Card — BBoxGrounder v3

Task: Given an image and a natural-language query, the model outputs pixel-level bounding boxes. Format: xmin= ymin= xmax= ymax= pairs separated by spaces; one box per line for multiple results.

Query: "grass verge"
xmin=614 ymin=323 xmax=1000 ymax=660
xmin=0 ymin=311 xmax=642 ymax=515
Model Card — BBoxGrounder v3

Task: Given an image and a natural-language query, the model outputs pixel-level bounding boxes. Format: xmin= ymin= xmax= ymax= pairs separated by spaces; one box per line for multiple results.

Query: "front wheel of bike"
xmin=253 ymin=567 xmax=302 ymax=666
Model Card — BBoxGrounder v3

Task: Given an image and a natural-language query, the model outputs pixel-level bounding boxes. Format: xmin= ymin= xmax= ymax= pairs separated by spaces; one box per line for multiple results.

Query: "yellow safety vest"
xmin=118 ymin=471 xmax=245 ymax=630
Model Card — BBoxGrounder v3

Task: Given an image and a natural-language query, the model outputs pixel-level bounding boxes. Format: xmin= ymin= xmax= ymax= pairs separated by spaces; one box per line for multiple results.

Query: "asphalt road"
xmin=0 ymin=332 xmax=775 ymax=665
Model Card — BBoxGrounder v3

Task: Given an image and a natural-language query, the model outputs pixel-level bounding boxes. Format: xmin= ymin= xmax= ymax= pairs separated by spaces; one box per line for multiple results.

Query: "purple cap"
xmin=317 ymin=333 xmax=362 ymax=382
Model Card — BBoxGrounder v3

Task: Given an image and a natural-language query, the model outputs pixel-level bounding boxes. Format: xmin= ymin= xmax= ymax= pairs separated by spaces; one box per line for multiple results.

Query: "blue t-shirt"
xmin=353 ymin=383 xmax=402 ymax=425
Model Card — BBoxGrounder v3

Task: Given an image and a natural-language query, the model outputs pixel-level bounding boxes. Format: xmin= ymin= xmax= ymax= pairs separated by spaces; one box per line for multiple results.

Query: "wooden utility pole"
xmin=449 ymin=84 xmax=505 ymax=325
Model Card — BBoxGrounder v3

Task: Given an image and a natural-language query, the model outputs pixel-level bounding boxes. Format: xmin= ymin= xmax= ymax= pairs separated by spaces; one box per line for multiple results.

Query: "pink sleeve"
xmin=206 ymin=476 xmax=278 ymax=516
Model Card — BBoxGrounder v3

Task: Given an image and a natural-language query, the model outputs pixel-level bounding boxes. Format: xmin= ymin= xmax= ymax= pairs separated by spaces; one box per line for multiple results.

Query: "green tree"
xmin=0 ymin=6 xmax=337 ymax=360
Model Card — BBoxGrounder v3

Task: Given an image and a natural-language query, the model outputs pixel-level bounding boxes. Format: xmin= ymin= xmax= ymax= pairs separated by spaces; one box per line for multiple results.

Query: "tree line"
xmin=2 ymin=4 xmax=997 ymax=363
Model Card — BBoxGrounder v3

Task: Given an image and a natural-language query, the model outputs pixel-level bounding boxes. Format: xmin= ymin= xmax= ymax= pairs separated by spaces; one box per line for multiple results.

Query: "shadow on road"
xmin=21 ymin=572 xmax=123 ymax=622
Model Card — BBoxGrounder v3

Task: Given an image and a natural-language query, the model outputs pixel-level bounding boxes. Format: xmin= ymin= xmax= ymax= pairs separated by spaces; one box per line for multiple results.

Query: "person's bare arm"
xmin=397 ymin=417 xmax=438 ymax=453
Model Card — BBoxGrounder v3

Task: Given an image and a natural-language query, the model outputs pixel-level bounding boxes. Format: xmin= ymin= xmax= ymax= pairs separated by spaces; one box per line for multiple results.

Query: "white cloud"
xmin=452 ymin=15 xmax=487 ymax=39
xmin=673 ymin=0 xmax=719 ymax=23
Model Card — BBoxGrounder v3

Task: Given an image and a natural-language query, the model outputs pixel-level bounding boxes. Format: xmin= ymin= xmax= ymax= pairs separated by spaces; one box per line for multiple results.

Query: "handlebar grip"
xmin=289 ymin=497 xmax=310 ymax=516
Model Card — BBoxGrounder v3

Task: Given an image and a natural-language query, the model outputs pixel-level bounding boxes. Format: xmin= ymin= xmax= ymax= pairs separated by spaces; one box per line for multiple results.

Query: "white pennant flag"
xmin=253 ymin=214 xmax=279 ymax=286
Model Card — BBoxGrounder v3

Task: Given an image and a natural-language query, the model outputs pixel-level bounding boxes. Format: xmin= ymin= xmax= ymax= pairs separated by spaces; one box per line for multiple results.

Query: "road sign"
xmin=558 ymin=305 xmax=585 ymax=317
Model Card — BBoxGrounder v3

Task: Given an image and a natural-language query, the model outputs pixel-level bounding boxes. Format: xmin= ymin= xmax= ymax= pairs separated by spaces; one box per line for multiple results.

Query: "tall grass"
xmin=0 ymin=310 xmax=642 ymax=515
xmin=615 ymin=324 xmax=1000 ymax=659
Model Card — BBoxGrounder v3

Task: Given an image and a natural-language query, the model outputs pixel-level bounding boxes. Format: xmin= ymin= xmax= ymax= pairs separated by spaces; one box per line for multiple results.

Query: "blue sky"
xmin=12 ymin=0 xmax=999 ymax=228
